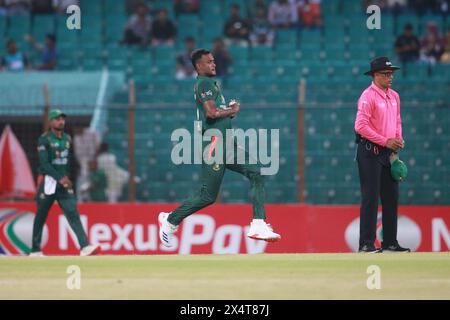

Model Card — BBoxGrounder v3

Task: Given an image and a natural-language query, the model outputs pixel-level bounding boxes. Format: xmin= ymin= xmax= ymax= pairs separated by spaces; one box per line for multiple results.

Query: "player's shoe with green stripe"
xmin=247 ymin=220 xmax=281 ymax=242
xmin=158 ymin=212 xmax=178 ymax=248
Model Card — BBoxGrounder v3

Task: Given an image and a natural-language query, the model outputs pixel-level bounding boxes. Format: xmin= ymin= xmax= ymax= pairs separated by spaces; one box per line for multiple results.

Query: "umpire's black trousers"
xmin=356 ymin=139 xmax=399 ymax=247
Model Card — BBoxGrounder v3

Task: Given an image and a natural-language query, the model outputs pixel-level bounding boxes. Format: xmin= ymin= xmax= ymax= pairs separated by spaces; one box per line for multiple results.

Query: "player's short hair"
xmin=191 ymin=48 xmax=210 ymax=70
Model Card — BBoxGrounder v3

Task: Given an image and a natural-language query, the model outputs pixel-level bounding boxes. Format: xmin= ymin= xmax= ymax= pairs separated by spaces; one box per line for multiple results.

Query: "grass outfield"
xmin=1 ymin=253 xmax=449 ymax=300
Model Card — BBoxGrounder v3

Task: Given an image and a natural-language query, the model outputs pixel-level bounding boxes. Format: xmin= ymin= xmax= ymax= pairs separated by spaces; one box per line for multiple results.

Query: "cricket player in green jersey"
xmin=29 ymin=109 xmax=100 ymax=257
xmin=158 ymin=49 xmax=280 ymax=247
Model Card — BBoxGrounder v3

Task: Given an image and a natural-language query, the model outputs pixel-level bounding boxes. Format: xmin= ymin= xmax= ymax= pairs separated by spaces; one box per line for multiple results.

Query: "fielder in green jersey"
xmin=158 ymin=49 xmax=281 ymax=247
xmin=30 ymin=109 xmax=100 ymax=257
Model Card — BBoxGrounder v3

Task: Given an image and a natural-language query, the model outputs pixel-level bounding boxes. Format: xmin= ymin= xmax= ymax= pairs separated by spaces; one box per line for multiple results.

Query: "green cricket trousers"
xmin=32 ymin=181 xmax=88 ymax=252
xmin=168 ymin=140 xmax=266 ymax=225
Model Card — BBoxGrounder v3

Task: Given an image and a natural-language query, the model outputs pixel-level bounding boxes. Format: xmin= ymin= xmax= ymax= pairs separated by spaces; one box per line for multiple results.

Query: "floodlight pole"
xmin=128 ymin=79 xmax=136 ymax=202
xmin=298 ymin=79 xmax=306 ymax=203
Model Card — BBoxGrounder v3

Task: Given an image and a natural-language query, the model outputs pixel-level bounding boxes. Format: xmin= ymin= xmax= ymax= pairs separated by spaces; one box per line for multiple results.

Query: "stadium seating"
xmin=102 ymin=0 xmax=449 ymax=204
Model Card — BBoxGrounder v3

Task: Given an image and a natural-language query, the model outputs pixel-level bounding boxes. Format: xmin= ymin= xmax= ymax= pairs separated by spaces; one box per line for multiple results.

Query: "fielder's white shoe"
xmin=29 ymin=251 xmax=45 ymax=257
xmin=80 ymin=244 xmax=101 ymax=256
xmin=158 ymin=212 xmax=178 ymax=248
xmin=247 ymin=219 xmax=281 ymax=242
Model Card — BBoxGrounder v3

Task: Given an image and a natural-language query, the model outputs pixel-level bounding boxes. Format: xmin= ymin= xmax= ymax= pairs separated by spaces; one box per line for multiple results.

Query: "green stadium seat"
xmin=57 ymin=58 xmax=77 ymax=70
xmin=301 ymin=30 xmax=323 ymax=46
xmin=152 ymin=0 xmax=175 ymax=19
xmin=321 ymin=0 xmax=339 ymax=13
xmin=201 ymin=23 xmax=223 ymax=44
xmin=80 ymin=0 xmax=102 ymax=11
xmin=131 ymin=58 xmax=153 ymax=75
xmin=324 ymin=46 xmax=345 ymax=61
xmin=104 ymin=15 xmax=127 ymax=42
xmin=430 ymin=63 xmax=450 ymax=80
xmin=275 ymin=29 xmax=298 ymax=45
xmin=81 ymin=58 xmax=104 ymax=71
xmin=153 ymin=45 xmax=176 ymax=61
xmin=299 ymin=46 xmax=321 ymax=63
xmin=32 ymin=15 xmax=55 ymax=40
xmin=80 ymin=29 xmax=103 ymax=43
xmin=229 ymin=45 xmax=249 ymax=61
xmin=274 ymin=44 xmax=299 ymax=60
xmin=200 ymin=0 xmax=221 ymax=17
xmin=80 ymin=46 xmax=104 ymax=60
xmin=104 ymin=0 xmax=125 ymax=14
xmin=0 ymin=16 xmax=6 ymax=35
xmin=395 ymin=14 xmax=420 ymax=35
xmin=56 ymin=22 xmax=80 ymax=46
xmin=223 ymin=0 xmax=247 ymax=18
xmin=91 ymin=6 xmax=450 ymax=205
xmin=418 ymin=14 xmax=445 ymax=35
xmin=250 ymin=46 xmax=273 ymax=61
xmin=177 ymin=14 xmax=200 ymax=40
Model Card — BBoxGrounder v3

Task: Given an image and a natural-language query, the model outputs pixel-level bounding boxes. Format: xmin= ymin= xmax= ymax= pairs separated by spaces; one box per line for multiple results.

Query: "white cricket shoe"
xmin=29 ymin=251 xmax=45 ymax=257
xmin=80 ymin=244 xmax=101 ymax=256
xmin=158 ymin=212 xmax=178 ymax=248
xmin=247 ymin=219 xmax=281 ymax=242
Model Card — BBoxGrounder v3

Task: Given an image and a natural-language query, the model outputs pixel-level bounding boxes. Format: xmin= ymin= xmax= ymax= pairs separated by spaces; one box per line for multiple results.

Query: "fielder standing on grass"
xmin=30 ymin=109 xmax=100 ymax=257
xmin=158 ymin=49 xmax=280 ymax=247
xmin=354 ymin=57 xmax=410 ymax=253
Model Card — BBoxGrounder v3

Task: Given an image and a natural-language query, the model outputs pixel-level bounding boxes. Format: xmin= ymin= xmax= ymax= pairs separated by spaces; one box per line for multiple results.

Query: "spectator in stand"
xmin=173 ymin=0 xmax=199 ymax=16
xmin=151 ymin=8 xmax=177 ymax=46
xmin=73 ymin=126 xmax=99 ymax=202
xmin=410 ymin=0 xmax=436 ymax=15
xmin=126 ymin=0 xmax=142 ymax=14
xmin=88 ymin=160 xmax=108 ymax=202
xmin=248 ymin=0 xmax=268 ymax=19
xmin=420 ymin=22 xmax=444 ymax=64
xmin=385 ymin=0 xmax=407 ymax=15
xmin=0 ymin=1 xmax=6 ymax=16
xmin=32 ymin=0 xmax=54 ymax=14
xmin=97 ymin=142 xmax=129 ymax=203
xmin=394 ymin=23 xmax=421 ymax=63
xmin=4 ymin=0 xmax=30 ymax=15
xmin=211 ymin=37 xmax=232 ymax=77
xmin=250 ymin=7 xmax=274 ymax=46
xmin=268 ymin=0 xmax=297 ymax=29
xmin=437 ymin=0 xmax=449 ymax=16
xmin=295 ymin=0 xmax=322 ymax=29
xmin=176 ymin=36 xmax=197 ymax=80
xmin=362 ymin=0 xmax=387 ymax=12
xmin=25 ymin=33 xmax=57 ymax=70
xmin=1 ymin=39 xmax=29 ymax=72
xmin=122 ymin=2 xmax=152 ymax=46
xmin=52 ymin=0 xmax=79 ymax=14
xmin=224 ymin=4 xmax=251 ymax=47
xmin=440 ymin=27 xmax=450 ymax=63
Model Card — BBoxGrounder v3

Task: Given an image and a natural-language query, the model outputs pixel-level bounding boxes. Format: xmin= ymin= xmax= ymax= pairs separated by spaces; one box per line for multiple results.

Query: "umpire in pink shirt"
xmin=354 ymin=57 xmax=410 ymax=253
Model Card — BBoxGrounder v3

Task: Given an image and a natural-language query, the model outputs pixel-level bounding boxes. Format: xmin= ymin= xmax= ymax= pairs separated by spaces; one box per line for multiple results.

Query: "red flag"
xmin=0 ymin=125 xmax=36 ymax=199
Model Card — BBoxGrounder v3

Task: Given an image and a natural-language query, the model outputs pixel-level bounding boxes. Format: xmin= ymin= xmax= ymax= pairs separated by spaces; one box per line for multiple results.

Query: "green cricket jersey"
xmin=37 ymin=130 xmax=72 ymax=181
xmin=194 ymin=75 xmax=232 ymax=133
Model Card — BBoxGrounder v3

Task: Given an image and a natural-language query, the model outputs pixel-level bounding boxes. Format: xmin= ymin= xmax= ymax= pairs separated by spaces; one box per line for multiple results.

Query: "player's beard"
xmin=208 ymin=67 xmax=216 ymax=77
xmin=53 ymin=124 xmax=64 ymax=131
